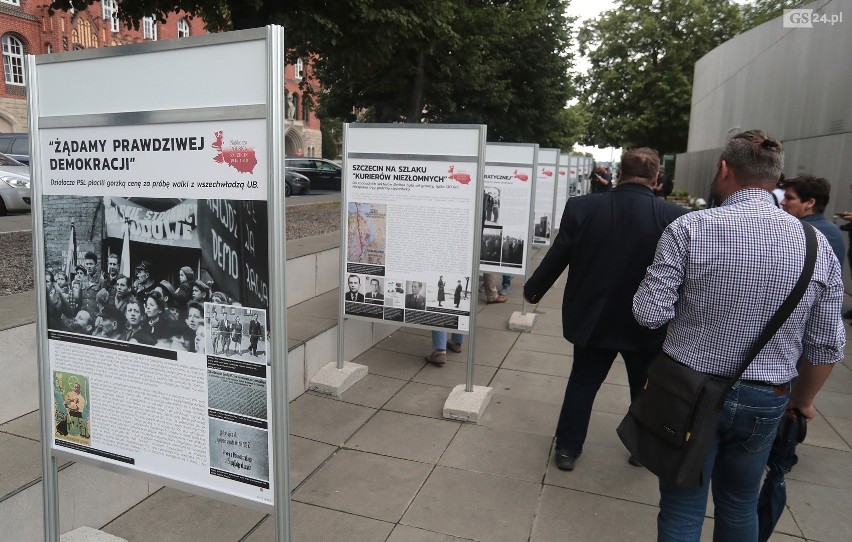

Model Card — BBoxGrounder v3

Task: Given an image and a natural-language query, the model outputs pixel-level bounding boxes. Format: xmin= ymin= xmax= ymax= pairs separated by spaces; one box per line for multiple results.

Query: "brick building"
xmin=0 ymin=0 xmax=321 ymax=156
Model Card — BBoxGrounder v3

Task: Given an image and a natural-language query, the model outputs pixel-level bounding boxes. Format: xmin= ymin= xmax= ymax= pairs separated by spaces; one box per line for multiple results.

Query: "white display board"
xmin=481 ymin=143 xmax=537 ymax=276
xmin=532 ymin=148 xmax=560 ymax=245
xmin=342 ymin=124 xmax=486 ymax=333
xmin=29 ymin=28 xmax=288 ymax=520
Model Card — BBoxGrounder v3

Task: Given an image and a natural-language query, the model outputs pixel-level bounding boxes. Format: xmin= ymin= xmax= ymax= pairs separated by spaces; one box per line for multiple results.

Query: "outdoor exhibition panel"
xmin=480 ymin=143 xmax=537 ymax=277
xmin=555 ymin=154 xmax=569 ymax=228
xmin=532 ymin=148 xmax=560 ymax=246
xmin=28 ymin=27 xmax=291 ymax=540
xmin=341 ymin=124 xmax=486 ymax=334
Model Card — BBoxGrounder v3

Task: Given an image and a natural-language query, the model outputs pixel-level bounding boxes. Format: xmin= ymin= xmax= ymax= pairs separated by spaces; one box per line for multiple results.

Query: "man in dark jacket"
xmin=524 ymin=147 xmax=688 ymax=471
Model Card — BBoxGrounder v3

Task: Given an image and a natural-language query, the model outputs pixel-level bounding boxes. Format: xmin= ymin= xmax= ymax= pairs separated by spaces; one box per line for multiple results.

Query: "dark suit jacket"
xmin=405 ymin=293 xmax=426 ymax=310
xmin=524 ymin=183 xmax=688 ymax=351
xmin=345 ymin=291 xmax=364 ymax=302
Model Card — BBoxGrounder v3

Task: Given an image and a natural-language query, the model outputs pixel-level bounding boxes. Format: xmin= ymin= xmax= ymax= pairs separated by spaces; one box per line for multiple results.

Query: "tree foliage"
xmin=741 ymin=0 xmax=803 ymax=30
xmin=578 ymin=0 xmax=744 ymax=155
xmin=50 ymin=0 xmax=581 ymax=150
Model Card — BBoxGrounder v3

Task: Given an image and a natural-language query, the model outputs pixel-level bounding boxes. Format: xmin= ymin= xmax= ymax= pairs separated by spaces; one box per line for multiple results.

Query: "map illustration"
xmin=212 ymin=130 xmax=258 ymax=174
xmin=347 ymin=202 xmax=387 ymax=265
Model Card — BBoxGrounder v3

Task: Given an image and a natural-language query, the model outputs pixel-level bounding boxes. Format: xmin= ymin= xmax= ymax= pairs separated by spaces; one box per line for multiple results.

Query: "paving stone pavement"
xmin=2 ymin=255 xmax=852 ymax=541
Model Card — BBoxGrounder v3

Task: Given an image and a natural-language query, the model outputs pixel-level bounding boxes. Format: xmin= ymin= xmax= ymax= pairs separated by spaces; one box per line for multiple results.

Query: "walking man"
xmin=633 ymin=130 xmax=844 ymax=540
xmin=524 ymin=147 xmax=687 ymax=471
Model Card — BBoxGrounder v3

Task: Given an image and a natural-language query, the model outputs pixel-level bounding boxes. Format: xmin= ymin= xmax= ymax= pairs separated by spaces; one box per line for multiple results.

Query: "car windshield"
xmin=0 ymin=152 xmax=24 ymax=167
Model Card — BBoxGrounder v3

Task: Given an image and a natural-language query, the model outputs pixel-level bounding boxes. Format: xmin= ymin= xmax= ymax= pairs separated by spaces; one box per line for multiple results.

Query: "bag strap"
xmin=727 ymin=220 xmax=818 ymax=386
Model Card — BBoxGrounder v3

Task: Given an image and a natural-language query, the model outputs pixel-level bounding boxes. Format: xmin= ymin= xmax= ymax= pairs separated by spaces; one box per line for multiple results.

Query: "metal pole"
xmin=465 ymin=125 xmax=487 ymax=392
xmin=524 ymin=146 xmax=539 ymax=317
xmin=267 ymin=25 xmax=291 ymax=542
xmin=27 ymin=54 xmax=61 ymax=542
xmin=336 ymin=124 xmax=350 ymax=370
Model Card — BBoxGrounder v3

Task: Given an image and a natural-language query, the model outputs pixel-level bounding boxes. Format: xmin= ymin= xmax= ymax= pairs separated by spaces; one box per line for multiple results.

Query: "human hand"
xmin=839 ymin=212 xmax=852 ymax=222
xmin=787 ymin=403 xmax=816 ymax=422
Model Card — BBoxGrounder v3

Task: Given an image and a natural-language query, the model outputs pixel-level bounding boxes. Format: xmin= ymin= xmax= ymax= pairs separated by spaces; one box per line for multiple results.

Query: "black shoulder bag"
xmin=617 ymin=221 xmax=817 ymax=488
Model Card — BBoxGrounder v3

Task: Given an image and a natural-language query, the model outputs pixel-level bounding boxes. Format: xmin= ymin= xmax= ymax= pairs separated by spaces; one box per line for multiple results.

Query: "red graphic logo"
xmin=212 ymin=131 xmax=258 ymax=174
xmin=513 ymin=169 xmax=529 ymax=182
xmin=570 ymin=169 xmax=576 ymax=175
xmin=541 ymin=168 xmax=554 ymax=177
xmin=559 ymin=170 xmax=567 ymax=175
xmin=448 ymin=165 xmax=472 ymax=185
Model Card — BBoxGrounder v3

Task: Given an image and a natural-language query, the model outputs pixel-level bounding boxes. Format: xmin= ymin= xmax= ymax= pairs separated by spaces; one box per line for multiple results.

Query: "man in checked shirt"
xmin=633 ymin=130 xmax=845 ymax=542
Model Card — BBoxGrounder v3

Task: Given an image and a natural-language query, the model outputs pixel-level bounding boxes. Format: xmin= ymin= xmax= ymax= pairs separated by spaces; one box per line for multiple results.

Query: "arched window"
xmin=291 ymin=92 xmax=299 ymax=121
xmin=2 ymin=34 xmax=25 ymax=85
xmin=72 ymin=19 xmax=98 ymax=49
xmin=302 ymin=95 xmax=309 ymax=122
xmin=177 ymin=18 xmax=190 ymax=38
xmin=45 ymin=43 xmax=53 ymax=55
xmin=295 ymin=58 xmax=303 ymax=79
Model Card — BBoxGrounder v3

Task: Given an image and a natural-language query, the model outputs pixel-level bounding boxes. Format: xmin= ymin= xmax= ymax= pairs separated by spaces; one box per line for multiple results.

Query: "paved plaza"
xmin=1 ymin=245 xmax=851 ymax=541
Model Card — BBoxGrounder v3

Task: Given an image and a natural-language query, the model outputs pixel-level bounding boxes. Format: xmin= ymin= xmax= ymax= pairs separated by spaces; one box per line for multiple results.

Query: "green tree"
xmin=578 ymin=0 xmax=743 ymax=155
xmin=741 ymin=0 xmax=802 ymax=30
xmin=50 ymin=0 xmax=581 ymax=149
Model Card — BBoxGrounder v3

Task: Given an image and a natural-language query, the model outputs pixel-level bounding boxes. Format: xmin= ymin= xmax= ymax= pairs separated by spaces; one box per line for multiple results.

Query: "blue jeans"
xmin=657 ymin=381 xmax=789 ymax=542
xmin=432 ymin=331 xmax=464 ymax=350
xmin=500 ymin=274 xmax=513 ymax=295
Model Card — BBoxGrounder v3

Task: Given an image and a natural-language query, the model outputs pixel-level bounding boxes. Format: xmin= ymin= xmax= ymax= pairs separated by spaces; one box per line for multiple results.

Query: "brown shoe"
xmin=446 ymin=342 xmax=462 ymax=353
xmin=487 ymin=295 xmax=507 ymax=304
xmin=425 ymin=350 xmax=447 ymax=365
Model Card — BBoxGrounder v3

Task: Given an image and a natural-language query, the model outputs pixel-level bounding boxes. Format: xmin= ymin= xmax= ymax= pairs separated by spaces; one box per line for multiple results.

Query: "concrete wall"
xmin=676 ymin=0 xmax=852 ymax=215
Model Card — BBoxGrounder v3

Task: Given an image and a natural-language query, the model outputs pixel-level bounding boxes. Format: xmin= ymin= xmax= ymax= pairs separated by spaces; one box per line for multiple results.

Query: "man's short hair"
xmin=115 ymin=274 xmax=128 ymax=285
xmin=720 ymin=130 xmax=784 ymax=186
xmin=348 ymin=274 xmax=360 ymax=282
xmin=370 ymin=278 xmax=380 ymax=285
xmin=411 ymin=281 xmax=423 ymax=288
xmin=99 ymin=305 xmax=125 ymax=325
xmin=619 ymin=148 xmax=660 ymax=180
xmin=108 ymin=254 xmax=118 ymax=261
xmin=783 ymin=175 xmax=832 ymax=213
xmin=84 ymin=251 xmax=97 ymax=263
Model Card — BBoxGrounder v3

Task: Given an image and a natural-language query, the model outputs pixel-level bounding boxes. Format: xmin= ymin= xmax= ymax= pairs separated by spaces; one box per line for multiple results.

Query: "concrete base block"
xmin=308 ymin=361 xmax=368 ymax=397
xmin=62 ymin=527 xmax=127 ymax=542
xmin=443 ymin=384 xmax=494 ymax=422
xmin=508 ymin=311 xmax=537 ymax=332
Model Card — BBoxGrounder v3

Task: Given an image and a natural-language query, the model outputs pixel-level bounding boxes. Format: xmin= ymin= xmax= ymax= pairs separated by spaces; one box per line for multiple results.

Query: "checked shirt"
xmin=633 ymin=189 xmax=845 ymax=384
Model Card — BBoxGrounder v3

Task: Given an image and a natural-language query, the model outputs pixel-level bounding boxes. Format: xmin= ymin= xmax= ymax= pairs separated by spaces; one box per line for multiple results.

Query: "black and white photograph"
xmin=41 ymin=195 xmax=269 ymax=356
xmin=501 ymin=230 xmax=525 ymax=268
xmin=480 ymin=226 xmax=503 ymax=265
xmin=483 ymin=187 xmax=502 ymax=225
xmin=534 ymin=214 xmax=551 ymax=241
xmin=207 ymin=370 xmax=268 ymax=420
xmin=208 ymin=416 xmax=270 ymax=486
xmin=344 ymin=274 xmax=365 ymax=302
xmin=404 ymin=280 xmax=427 ymax=310
xmin=426 ymin=274 xmax=471 ymax=312
xmin=364 ymin=276 xmax=385 ymax=304
xmin=206 ymin=304 xmax=267 ymax=364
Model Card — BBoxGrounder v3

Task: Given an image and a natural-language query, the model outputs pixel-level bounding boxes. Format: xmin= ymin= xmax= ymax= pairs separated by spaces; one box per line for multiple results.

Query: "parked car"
xmin=0 ymin=152 xmax=30 ymax=214
xmin=0 ymin=133 xmax=29 ymax=165
xmin=285 ymin=157 xmax=342 ymax=191
xmin=285 ymin=170 xmax=311 ymax=196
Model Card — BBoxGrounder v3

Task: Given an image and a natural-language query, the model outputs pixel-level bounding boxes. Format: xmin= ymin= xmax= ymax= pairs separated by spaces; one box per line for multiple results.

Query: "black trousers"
xmin=555 ymin=345 xmax=656 ymax=455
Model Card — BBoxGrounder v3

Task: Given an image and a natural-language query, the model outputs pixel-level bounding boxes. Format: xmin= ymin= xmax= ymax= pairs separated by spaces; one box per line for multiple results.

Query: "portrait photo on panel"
xmin=404 ymin=280 xmax=427 ymax=310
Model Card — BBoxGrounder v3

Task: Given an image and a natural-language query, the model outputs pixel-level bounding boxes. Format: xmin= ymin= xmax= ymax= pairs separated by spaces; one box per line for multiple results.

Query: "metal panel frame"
xmin=28 ymin=25 xmax=290 ymax=541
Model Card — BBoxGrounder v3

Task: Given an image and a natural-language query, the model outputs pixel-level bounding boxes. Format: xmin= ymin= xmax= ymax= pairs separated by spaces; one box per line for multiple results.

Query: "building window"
xmin=2 ymin=34 xmax=25 ymax=85
xmin=143 ymin=17 xmax=157 ymax=41
xmin=1 ymin=0 xmax=20 ymax=5
xmin=177 ymin=18 xmax=190 ymax=38
xmin=294 ymin=57 xmax=303 ymax=79
xmin=102 ymin=0 xmax=119 ymax=33
xmin=291 ymin=92 xmax=299 ymax=120
xmin=302 ymin=96 xmax=309 ymax=122
xmin=45 ymin=43 xmax=52 ymax=55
